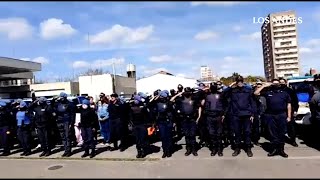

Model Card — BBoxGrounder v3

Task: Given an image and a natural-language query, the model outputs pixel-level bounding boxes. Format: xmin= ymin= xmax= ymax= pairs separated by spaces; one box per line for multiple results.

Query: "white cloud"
xmin=306 ymin=38 xmax=320 ymax=47
xmin=233 ymin=25 xmax=242 ymax=32
xmin=194 ymin=31 xmax=218 ymax=41
xmin=0 ymin=18 xmax=33 ymax=40
xmin=72 ymin=58 xmax=125 ymax=69
xmin=149 ymin=55 xmax=172 ymax=63
xmin=240 ymin=32 xmax=261 ymax=41
xmin=40 ymin=18 xmax=77 ymax=40
xmin=32 ymin=57 xmax=50 ymax=64
xmin=300 ymin=47 xmax=312 ymax=54
xmin=88 ymin=24 xmax=154 ymax=45
xmin=72 ymin=61 xmax=89 ymax=69
xmin=191 ymin=2 xmax=244 ymax=6
xmin=20 ymin=57 xmax=50 ymax=64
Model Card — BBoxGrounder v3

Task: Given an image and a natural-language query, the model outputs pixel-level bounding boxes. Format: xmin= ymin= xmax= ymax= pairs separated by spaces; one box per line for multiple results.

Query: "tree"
xmin=305 ymin=73 xmax=310 ymax=76
xmin=82 ymin=68 xmax=104 ymax=76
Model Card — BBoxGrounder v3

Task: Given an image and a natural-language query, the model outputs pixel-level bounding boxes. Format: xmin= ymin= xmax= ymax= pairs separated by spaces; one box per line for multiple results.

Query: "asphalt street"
xmin=1 ymin=138 xmax=320 ymax=178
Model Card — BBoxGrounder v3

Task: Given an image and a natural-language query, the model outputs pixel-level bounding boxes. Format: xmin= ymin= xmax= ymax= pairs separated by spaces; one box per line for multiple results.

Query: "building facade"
xmin=200 ymin=66 xmax=213 ymax=80
xmin=261 ymin=10 xmax=300 ymax=81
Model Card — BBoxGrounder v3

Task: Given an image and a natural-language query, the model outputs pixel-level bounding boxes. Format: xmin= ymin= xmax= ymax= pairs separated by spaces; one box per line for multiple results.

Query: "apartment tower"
xmin=200 ymin=65 xmax=213 ymax=81
xmin=261 ymin=10 xmax=301 ymax=81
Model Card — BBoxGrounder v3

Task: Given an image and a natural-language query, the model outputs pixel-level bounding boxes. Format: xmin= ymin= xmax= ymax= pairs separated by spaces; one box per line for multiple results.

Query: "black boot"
xmin=166 ymin=150 xmax=172 ymax=158
xmin=90 ymin=149 xmax=95 ymax=158
xmin=217 ymin=147 xmax=223 ymax=157
xmin=1 ymin=151 xmax=10 ymax=156
xmin=65 ymin=151 xmax=72 ymax=157
xmin=291 ymin=140 xmax=298 ymax=147
xmin=268 ymin=144 xmax=278 ymax=157
xmin=45 ymin=150 xmax=51 ymax=157
xmin=185 ymin=146 xmax=192 ymax=156
xmin=246 ymin=147 xmax=253 ymax=157
xmin=81 ymin=150 xmax=89 ymax=158
xmin=232 ymin=148 xmax=240 ymax=157
xmin=24 ymin=150 xmax=32 ymax=156
xmin=162 ymin=152 xmax=167 ymax=158
xmin=279 ymin=145 xmax=288 ymax=158
xmin=136 ymin=150 xmax=142 ymax=158
xmin=39 ymin=151 xmax=46 ymax=157
xmin=192 ymin=145 xmax=198 ymax=156
xmin=211 ymin=148 xmax=217 ymax=156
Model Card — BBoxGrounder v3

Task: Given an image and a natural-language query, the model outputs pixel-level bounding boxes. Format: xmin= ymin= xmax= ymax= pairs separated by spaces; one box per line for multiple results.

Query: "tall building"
xmin=261 ymin=10 xmax=300 ymax=81
xmin=200 ymin=65 xmax=213 ymax=80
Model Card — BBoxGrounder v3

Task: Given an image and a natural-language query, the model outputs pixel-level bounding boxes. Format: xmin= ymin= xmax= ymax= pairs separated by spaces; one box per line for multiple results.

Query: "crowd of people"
xmin=0 ymin=74 xmax=319 ymax=159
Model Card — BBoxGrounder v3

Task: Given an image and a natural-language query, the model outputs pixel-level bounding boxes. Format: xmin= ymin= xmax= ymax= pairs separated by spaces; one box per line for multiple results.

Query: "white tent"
xmin=136 ymin=71 xmax=199 ymax=94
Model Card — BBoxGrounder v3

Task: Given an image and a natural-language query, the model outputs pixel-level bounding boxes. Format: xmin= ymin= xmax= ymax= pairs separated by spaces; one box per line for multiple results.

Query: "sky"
xmin=0 ymin=1 xmax=319 ymax=82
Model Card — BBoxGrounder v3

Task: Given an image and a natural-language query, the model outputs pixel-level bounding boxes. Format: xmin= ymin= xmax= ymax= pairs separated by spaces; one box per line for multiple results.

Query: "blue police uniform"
xmin=16 ymin=101 xmax=33 ymax=156
xmin=29 ymin=97 xmax=54 ymax=157
xmin=130 ymin=95 xmax=150 ymax=158
xmin=156 ymin=91 xmax=174 ymax=158
xmin=79 ymin=99 xmax=98 ymax=158
xmin=55 ymin=92 xmax=76 ymax=157
xmin=180 ymin=91 xmax=200 ymax=157
xmin=261 ymin=87 xmax=291 ymax=157
xmin=225 ymin=86 xmax=256 ymax=156
xmin=204 ymin=92 xmax=224 ymax=156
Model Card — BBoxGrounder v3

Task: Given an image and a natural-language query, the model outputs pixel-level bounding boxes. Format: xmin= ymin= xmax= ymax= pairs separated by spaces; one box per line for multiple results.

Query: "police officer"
xmin=30 ymin=97 xmax=54 ymax=157
xmin=252 ymin=82 xmax=267 ymax=144
xmin=108 ymin=93 xmax=123 ymax=151
xmin=173 ymin=85 xmax=184 ymax=142
xmin=155 ymin=90 xmax=174 ymax=158
xmin=0 ymin=101 xmax=14 ymax=156
xmin=130 ymin=95 xmax=150 ymax=158
xmin=16 ymin=101 xmax=33 ymax=156
xmin=279 ymin=78 xmax=299 ymax=147
xmin=310 ymin=74 xmax=320 ymax=142
xmin=78 ymin=99 xmax=98 ymax=158
xmin=225 ymin=76 xmax=255 ymax=157
xmin=201 ymin=83 xmax=225 ymax=156
xmin=172 ymin=87 xmax=201 ymax=157
xmin=254 ymin=79 xmax=292 ymax=158
xmin=55 ymin=92 xmax=76 ymax=157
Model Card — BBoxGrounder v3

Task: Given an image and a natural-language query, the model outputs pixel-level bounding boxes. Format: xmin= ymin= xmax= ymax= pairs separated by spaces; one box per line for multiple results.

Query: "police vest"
xmin=181 ymin=99 xmax=195 ymax=115
xmin=156 ymin=102 xmax=171 ymax=120
xmin=131 ymin=105 xmax=145 ymax=122
xmin=205 ymin=93 xmax=222 ymax=115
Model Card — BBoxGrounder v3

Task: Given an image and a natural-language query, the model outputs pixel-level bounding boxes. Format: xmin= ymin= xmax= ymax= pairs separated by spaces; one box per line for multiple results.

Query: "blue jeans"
xmin=99 ymin=120 xmax=110 ymax=142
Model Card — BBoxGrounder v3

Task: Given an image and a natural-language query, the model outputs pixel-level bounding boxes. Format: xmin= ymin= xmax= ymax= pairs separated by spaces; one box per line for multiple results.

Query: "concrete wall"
xmin=79 ymin=74 xmax=114 ymax=101
xmin=79 ymin=74 xmax=137 ymax=101
xmin=114 ymin=75 xmax=136 ymax=97
xmin=30 ymin=82 xmax=79 ymax=97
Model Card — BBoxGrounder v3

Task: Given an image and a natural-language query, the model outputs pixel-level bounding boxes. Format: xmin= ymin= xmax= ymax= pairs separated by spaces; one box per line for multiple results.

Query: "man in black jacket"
xmin=54 ymin=92 xmax=76 ymax=157
xmin=108 ymin=93 xmax=123 ymax=151
xmin=279 ymin=78 xmax=299 ymax=147
xmin=30 ymin=97 xmax=54 ymax=157
xmin=78 ymin=99 xmax=98 ymax=158
xmin=225 ymin=76 xmax=255 ymax=157
xmin=129 ymin=95 xmax=150 ymax=158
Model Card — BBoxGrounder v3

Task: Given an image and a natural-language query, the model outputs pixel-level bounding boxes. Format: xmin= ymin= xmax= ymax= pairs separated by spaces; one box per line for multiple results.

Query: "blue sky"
xmin=0 ymin=1 xmax=319 ymax=81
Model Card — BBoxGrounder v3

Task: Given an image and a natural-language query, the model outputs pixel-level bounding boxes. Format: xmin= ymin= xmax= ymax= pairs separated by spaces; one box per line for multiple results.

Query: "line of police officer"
xmin=1 ymin=74 xmax=319 ymax=159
